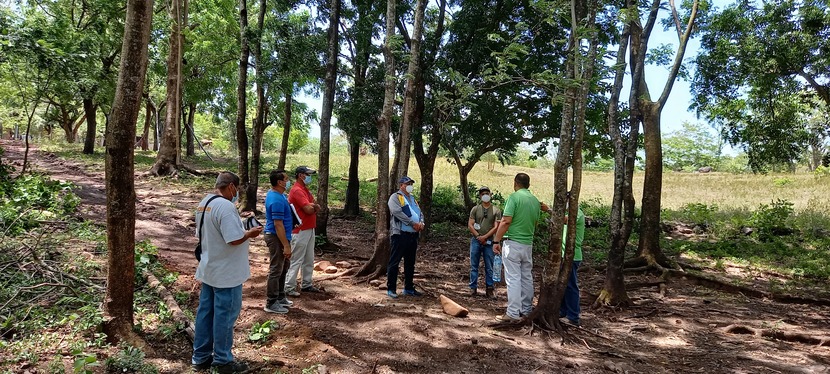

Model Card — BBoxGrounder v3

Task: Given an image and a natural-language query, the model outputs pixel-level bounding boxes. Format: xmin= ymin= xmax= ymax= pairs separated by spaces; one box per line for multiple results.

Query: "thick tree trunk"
xmin=103 ymin=0 xmax=153 ymax=343
xmin=185 ymin=102 xmax=195 ymax=156
xmin=235 ymin=0 xmax=251 ymax=208
xmin=636 ymin=101 xmax=670 ymax=266
xmin=356 ymin=0 xmax=395 ymax=279
xmin=82 ymin=98 xmax=98 ymax=154
xmin=343 ymin=137 xmax=361 ymax=217
xmin=391 ymin=0 xmax=426 ymax=181
xmin=246 ymin=0 xmax=268 ymax=213
xmin=150 ymin=0 xmax=183 ymax=176
xmin=277 ymin=92 xmax=291 ymax=170
xmin=316 ymin=0 xmax=340 ymax=236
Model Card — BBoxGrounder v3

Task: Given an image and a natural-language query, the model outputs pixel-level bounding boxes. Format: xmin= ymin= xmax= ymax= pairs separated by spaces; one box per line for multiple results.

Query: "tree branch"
xmin=657 ymin=0 xmax=699 ymax=108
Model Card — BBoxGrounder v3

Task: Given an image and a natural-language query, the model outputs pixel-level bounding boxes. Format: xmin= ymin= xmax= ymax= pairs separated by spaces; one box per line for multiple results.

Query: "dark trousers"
xmin=560 ymin=261 xmax=582 ymax=322
xmin=387 ymin=232 xmax=419 ymax=292
xmin=264 ymin=234 xmax=290 ymax=306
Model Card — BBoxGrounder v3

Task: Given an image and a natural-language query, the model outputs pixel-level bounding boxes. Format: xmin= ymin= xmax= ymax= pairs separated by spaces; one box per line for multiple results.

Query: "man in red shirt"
xmin=285 ymin=166 xmax=321 ymax=296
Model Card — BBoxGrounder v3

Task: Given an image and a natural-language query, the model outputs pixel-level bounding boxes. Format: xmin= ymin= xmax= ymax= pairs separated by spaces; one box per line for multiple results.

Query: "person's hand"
xmin=247 ymin=226 xmax=264 ymax=238
xmin=493 ymin=243 xmax=501 ymax=255
xmin=283 ymin=247 xmax=291 ymax=258
xmin=477 ymin=235 xmax=487 ymax=244
xmin=314 ymin=203 xmax=321 ymax=212
xmin=540 ymin=202 xmax=550 ymax=213
xmin=415 ymin=222 xmax=425 ymax=232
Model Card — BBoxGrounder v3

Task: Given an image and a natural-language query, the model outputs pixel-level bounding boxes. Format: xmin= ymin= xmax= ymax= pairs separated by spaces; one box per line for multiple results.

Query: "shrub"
xmin=431 ymin=185 xmax=467 ymax=224
xmin=750 ymin=199 xmax=795 ymax=240
xmin=105 ymin=344 xmax=158 ymax=374
xmin=0 ymin=163 xmax=80 ymax=236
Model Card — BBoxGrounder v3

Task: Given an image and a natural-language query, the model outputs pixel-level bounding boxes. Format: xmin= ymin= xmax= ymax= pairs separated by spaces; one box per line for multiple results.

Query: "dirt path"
xmin=5 ymin=139 xmax=830 ymax=373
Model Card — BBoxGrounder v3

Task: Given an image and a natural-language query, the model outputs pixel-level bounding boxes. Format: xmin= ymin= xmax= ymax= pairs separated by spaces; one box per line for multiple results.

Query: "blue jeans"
xmin=192 ymin=283 xmax=243 ymax=366
xmin=560 ymin=261 xmax=581 ymax=322
xmin=469 ymin=237 xmax=494 ymax=289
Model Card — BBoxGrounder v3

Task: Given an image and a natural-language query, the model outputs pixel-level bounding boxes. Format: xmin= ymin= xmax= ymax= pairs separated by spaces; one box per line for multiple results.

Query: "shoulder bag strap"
xmin=199 ymin=195 xmax=223 ymax=240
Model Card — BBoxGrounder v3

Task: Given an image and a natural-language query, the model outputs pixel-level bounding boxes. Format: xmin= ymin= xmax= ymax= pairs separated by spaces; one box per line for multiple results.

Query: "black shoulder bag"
xmin=195 ymin=195 xmax=222 ymax=262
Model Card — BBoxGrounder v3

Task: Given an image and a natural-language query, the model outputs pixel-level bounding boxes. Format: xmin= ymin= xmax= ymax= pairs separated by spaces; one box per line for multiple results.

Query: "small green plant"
xmin=302 ymin=364 xmax=322 ymax=374
xmin=813 ymin=165 xmax=830 ymax=179
xmin=248 ymin=320 xmax=278 ymax=344
xmin=105 ymin=344 xmax=158 ymax=374
xmin=680 ymin=202 xmax=719 ymax=228
xmin=72 ymin=349 xmax=99 ymax=374
xmin=750 ymin=199 xmax=795 ymax=239
xmin=46 ymin=355 xmax=65 ymax=374
xmin=773 ymin=177 xmax=793 ymax=187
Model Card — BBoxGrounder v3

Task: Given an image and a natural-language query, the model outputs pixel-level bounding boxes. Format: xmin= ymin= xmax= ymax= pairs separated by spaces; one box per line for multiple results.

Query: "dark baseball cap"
xmin=398 ymin=176 xmax=415 ymax=184
xmin=295 ymin=166 xmax=317 ymax=176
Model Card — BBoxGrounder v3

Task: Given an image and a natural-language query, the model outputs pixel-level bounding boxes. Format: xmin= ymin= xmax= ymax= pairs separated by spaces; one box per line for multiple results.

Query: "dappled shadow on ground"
xmin=6 ymin=139 xmax=829 ymax=374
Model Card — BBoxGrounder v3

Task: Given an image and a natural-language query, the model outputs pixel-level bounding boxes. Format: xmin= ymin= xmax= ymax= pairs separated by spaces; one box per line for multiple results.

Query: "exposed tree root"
xmin=723 ymin=324 xmax=830 ymax=346
xmin=178 ymin=163 xmax=217 ymax=177
xmin=317 ymin=267 xmax=356 ymax=282
xmin=625 ymin=280 xmax=665 ymax=290
xmin=145 ymin=271 xmax=195 ymax=342
xmin=663 ymin=269 xmax=830 ymax=306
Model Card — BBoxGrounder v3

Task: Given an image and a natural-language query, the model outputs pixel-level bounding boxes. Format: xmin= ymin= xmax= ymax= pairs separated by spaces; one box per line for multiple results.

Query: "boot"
xmin=485 ymin=287 xmax=494 ymax=298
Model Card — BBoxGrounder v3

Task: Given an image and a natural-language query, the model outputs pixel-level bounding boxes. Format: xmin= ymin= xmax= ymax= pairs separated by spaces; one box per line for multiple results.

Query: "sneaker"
xmin=485 ymin=287 xmax=494 ymax=298
xmin=301 ymin=286 xmax=322 ymax=293
xmin=263 ymin=302 xmax=288 ymax=314
xmin=212 ymin=361 xmax=249 ymax=374
xmin=565 ymin=318 xmax=580 ymax=327
xmin=286 ymin=290 xmax=301 ymax=297
xmin=278 ymin=298 xmax=293 ymax=307
xmin=403 ymin=289 xmax=422 ymax=297
xmin=470 ymin=288 xmax=477 ymax=296
xmin=387 ymin=290 xmax=398 ymax=299
xmin=192 ymin=357 xmax=213 ymax=371
xmin=496 ymin=313 xmax=521 ymax=322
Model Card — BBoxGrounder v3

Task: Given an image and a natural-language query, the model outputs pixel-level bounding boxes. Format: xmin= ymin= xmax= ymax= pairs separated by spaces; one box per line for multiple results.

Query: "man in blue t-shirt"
xmin=263 ymin=170 xmax=294 ymax=314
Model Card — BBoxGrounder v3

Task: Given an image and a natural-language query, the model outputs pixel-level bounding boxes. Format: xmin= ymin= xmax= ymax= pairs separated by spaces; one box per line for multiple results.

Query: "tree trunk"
xmin=21 ymin=107 xmax=37 ymax=175
xmin=316 ymin=0 xmax=340 ymax=236
xmin=343 ymin=136 xmax=361 ymax=217
xmin=595 ymin=23 xmax=632 ymax=308
xmin=636 ymin=101 xmax=670 ymax=266
xmin=235 ymin=0 xmax=251 ymax=208
xmin=391 ymin=0 xmax=426 ymax=182
xmin=246 ymin=0 xmax=268 ymax=213
xmin=103 ymin=0 xmax=153 ymax=343
xmin=356 ymin=0 xmax=395 ymax=278
xmin=82 ymin=98 xmax=98 ymax=154
xmin=277 ymin=92 xmax=291 ymax=170
xmin=150 ymin=0 xmax=183 ymax=176
xmin=185 ymin=102 xmax=195 ymax=156
xmin=141 ymin=99 xmax=152 ymax=151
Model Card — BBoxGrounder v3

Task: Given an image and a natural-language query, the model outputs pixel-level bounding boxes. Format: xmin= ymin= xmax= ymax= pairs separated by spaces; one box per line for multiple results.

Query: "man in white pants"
xmin=285 ymin=166 xmax=321 ymax=296
xmin=492 ymin=173 xmax=541 ymax=321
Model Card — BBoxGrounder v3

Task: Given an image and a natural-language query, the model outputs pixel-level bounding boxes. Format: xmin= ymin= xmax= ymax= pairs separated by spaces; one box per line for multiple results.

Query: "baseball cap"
xmin=295 ymin=166 xmax=317 ymax=177
xmin=398 ymin=176 xmax=415 ymax=184
xmin=477 ymin=186 xmax=491 ymax=193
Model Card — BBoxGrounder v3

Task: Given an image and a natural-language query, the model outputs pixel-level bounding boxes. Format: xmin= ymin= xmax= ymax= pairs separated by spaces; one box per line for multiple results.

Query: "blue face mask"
xmin=231 ymin=185 xmax=239 ymax=203
xmin=304 ymin=175 xmax=312 ymax=185
xmin=285 ymin=180 xmax=291 ymax=190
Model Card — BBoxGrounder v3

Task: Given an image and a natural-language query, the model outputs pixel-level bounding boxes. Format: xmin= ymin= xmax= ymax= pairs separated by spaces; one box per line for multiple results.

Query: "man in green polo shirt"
xmin=493 ymin=173 xmax=541 ymax=321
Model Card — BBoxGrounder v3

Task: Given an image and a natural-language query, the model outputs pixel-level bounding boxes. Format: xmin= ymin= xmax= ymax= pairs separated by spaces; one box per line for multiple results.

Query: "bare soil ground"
xmin=4 ymin=139 xmax=830 ymax=374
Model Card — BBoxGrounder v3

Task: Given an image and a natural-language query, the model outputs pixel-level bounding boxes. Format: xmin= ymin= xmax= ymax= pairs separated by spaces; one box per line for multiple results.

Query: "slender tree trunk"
xmin=277 ymin=92 xmax=291 ymax=170
xmin=595 ymin=24 xmax=632 ymax=308
xmin=103 ymin=0 xmax=153 ymax=344
xmin=391 ymin=0 xmax=426 ymax=181
xmin=153 ymin=102 xmax=162 ymax=151
xmin=636 ymin=102 xmax=670 ymax=266
xmin=343 ymin=136 xmax=361 ymax=217
xmin=185 ymin=102 xmax=195 ymax=156
xmin=141 ymin=99 xmax=152 ymax=151
xmin=356 ymin=0 xmax=395 ymax=278
xmin=235 ymin=0 xmax=251 ymax=208
xmin=246 ymin=0 xmax=268 ymax=213
xmin=82 ymin=98 xmax=98 ymax=154
xmin=21 ymin=107 xmax=37 ymax=175
xmin=316 ymin=0 xmax=340 ymax=236
xmin=150 ymin=0 xmax=182 ymax=176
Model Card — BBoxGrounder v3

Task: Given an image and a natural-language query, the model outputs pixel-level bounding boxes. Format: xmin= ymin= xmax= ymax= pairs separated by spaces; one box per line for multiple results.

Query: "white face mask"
xmin=405 ymin=184 xmax=414 ymax=194
xmin=481 ymin=194 xmax=491 ymax=203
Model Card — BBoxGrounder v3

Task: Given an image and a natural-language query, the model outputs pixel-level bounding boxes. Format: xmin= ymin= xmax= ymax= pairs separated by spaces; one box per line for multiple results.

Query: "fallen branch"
xmin=723 ymin=324 xmax=830 ymax=346
xmin=625 ymin=280 xmax=665 ymax=290
xmin=144 ymin=271 xmax=195 ymax=341
xmin=664 ymin=269 xmax=830 ymax=307
xmin=581 ymin=338 xmax=625 ymax=358
xmin=489 ymin=332 xmax=516 ymax=341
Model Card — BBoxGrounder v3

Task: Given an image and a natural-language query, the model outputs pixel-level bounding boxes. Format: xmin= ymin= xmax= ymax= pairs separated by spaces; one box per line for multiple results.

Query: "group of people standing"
xmin=189 ymin=169 xmax=584 ymax=373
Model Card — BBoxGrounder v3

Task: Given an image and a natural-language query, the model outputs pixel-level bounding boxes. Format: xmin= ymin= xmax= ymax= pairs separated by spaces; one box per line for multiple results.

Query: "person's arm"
xmin=468 ymin=217 xmax=479 ymax=237
xmin=540 ymin=201 xmax=550 ymax=213
xmin=229 ymin=226 xmax=263 ymax=245
xmin=492 ymin=216 xmax=512 ymax=254
xmin=388 ymin=194 xmax=415 ymax=226
xmin=274 ymin=220 xmax=291 ymax=257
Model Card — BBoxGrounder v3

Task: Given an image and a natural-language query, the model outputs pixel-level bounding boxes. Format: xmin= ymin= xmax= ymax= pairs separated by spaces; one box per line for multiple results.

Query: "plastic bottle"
xmin=492 ymin=254 xmax=503 ymax=282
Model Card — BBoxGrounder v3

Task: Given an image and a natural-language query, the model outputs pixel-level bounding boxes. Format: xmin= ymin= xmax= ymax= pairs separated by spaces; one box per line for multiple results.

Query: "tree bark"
xmin=278 ymin=92 xmax=291 ymax=170
xmin=140 ymin=99 xmax=152 ymax=151
xmin=82 ymin=98 xmax=98 ymax=154
xmin=356 ymin=0 xmax=395 ymax=278
xmin=150 ymin=0 xmax=183 ymax=176
xmin=316 ymin=0 xmax=341 ymax=236
xmin=235 ymin=0 xmax=251 ymax=208
xmin=103 ymin=0 xmax=153 ymax=343
xmin=390 ymin=0 xmax=426 ymax=181
xmin=343 ymin=136 xmax=361 ymax=217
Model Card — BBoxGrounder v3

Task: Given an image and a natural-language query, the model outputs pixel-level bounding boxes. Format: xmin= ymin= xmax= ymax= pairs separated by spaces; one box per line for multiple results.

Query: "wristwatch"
xmin=493 ymin=241 xmax=500 ymax=244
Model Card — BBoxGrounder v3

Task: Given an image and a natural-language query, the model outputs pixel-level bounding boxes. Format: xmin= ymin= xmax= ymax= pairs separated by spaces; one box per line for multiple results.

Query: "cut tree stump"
xmin=439 ymin=295 xmax=469 ymax=317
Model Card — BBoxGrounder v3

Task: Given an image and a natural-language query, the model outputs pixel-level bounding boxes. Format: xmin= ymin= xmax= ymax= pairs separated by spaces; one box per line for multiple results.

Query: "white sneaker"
xmin=286 ymin=290 xmax=301 ymax=297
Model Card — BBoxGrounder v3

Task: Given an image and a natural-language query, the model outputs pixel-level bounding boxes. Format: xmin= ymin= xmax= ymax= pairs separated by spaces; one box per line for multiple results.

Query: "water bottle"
xmin=492 ymin=254 xmax=502 ymax=282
